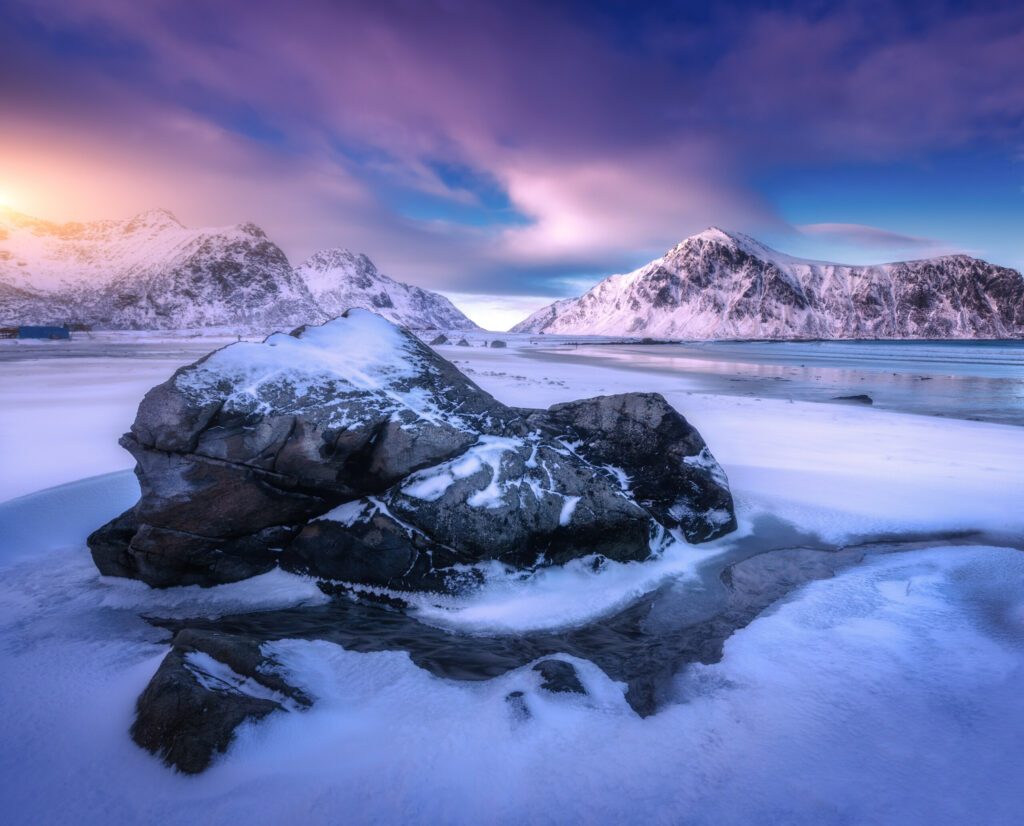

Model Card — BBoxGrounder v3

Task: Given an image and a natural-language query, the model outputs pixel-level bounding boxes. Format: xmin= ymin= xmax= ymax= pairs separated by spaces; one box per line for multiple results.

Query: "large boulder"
xmin=523 ymin=393 xmax=736 ymax=542
xmin=90 ymin=310 xmax=735 ymax=590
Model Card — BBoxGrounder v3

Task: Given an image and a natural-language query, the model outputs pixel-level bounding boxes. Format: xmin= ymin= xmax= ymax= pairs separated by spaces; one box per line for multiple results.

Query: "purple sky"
xmin=1 ymin=0 xmax=1022 ymax=327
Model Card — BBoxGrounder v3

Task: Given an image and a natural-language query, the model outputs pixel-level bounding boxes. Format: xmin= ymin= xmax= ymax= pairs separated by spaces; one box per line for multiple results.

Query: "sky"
xmin=1 ymin=0 xmax=1022 ymax=329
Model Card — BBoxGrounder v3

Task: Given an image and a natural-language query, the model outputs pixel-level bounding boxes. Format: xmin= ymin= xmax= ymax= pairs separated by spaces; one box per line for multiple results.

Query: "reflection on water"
xmin=530 ymin=340 xmax=1024 ymax=425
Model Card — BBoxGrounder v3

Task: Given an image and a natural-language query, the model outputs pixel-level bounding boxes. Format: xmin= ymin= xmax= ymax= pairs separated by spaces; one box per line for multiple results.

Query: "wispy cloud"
xmin=796 ymin=223 xmax=958 ymax=257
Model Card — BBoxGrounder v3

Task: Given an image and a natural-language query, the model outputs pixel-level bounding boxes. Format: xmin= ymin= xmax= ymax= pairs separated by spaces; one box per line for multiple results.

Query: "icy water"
xmin=156 ymin=525 xmax=1015 ymax=717
xmin=528 ymin=339 xmax=1024 ymax=425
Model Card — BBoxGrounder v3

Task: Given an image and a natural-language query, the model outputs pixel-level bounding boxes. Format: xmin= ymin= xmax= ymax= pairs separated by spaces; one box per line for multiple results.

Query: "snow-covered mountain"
xmin=0 ymin=208 xmax=479 ymax=331
xmin=0 ymin=208 xmax=316 ymax=330
xmin=295 ymin=249 xmax=479 ymax=331
xmin=513 ymin=228 xmax=1024 ymax=339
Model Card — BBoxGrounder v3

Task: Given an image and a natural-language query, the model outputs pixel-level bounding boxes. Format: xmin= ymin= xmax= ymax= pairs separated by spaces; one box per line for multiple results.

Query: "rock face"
xmin=512 ymin=227 xmax=1024 ymax=339
xmin=0 ymin=207 xmax=479 ymax=331
xmin=90 ymin=310 xmax=735 ymax=590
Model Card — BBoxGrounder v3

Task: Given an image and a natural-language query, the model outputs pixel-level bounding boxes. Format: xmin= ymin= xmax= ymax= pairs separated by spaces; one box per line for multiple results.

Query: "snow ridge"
xmin=0 ymin=208 xmax=479 ymax=332
xmin=512 ymin=228 xmax=1024 ymax=339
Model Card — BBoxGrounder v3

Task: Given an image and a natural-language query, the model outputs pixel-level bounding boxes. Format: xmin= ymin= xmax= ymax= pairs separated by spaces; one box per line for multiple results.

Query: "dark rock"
xmin=90 ymin=311 xmax=735 ymax=590
xmin=533 ymin=659 xmax=586 ymax=694
xmin=456 ymin=338 xmax=471 ymax=346
xmin=429 ymin=334 xmax=448 ymax=345
xmin=524 ymin=393 xmax=736 ymax=542
xmin=489 ymin=339 xmax=507 ymax=348
xmin=131 ymin=629 xmax=310 ymax=774
xmin=832 ymin=394 xmax=874 ymax=405
xmin=88 ymin=507 xmax=140 ymax=579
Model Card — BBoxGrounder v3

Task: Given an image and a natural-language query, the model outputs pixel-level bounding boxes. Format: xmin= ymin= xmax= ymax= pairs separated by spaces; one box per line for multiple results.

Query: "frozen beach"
xmin=1 ymin=334 xmax=1023 ymax=824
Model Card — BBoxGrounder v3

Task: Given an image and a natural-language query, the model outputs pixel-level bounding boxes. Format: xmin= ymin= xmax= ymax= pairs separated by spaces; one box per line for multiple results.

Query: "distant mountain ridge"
xmin=294 ymin=248 xmax=478 ymax=331
xmin=0 ymin=207 xmax=479 ymax=331
xmin=513 ymin=228 xmax=1024 ymax=339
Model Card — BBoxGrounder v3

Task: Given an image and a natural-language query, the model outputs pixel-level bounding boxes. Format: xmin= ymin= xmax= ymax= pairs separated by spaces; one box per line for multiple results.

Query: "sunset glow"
xmin=0 ymin=0 xmax=1021 ymax=328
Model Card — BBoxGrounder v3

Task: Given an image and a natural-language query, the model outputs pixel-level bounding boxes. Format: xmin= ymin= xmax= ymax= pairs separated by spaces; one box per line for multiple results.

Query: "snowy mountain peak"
xmin=125 ymin=208 xmax=183 ymax=231
xmin=513 ymin=230 xmax=1024 ymax=339
xmin=0 ymin=209 xmax=480 ymax=331
xmin=301 ymin=247 xmax=377 ymax=274
xmin=294 ymin=247 xmax=479 ymax=331
xmin=685 ymin=226 xmax=740 ymax=246
xmin=678 ymin=227 xmax=798 ymax=267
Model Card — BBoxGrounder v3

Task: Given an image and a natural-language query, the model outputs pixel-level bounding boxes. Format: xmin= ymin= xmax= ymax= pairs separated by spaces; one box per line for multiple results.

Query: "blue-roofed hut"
xmin=17 ymin=326 xmax=71 ymax=340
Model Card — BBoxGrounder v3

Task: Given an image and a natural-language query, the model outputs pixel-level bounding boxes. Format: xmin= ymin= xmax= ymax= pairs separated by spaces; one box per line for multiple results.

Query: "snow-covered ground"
xmin=1 ymin=336 xmax=1023 ymax=824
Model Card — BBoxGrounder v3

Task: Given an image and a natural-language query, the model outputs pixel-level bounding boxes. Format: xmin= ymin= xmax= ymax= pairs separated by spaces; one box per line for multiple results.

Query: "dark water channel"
xmin=152 ymin=519 xmax=1019 ymax=716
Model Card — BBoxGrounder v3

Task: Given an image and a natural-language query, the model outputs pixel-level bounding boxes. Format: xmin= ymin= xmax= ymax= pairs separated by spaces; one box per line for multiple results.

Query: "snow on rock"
xmin=523 ymin=393 xmax=737 ymax=543
xmin=512 ymin=227 xmax=1024 ymax=339
xmin=0 ymin=207 xmax=479 ymax=332
xmin=88 ymin=310 xmax=734 ymax=594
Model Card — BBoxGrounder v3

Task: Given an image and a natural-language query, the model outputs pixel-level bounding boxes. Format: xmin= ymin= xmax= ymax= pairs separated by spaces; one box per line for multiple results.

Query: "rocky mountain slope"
xmin=513 ymin=228 xmax=1024 ymax=339
xmin=0 ymin=207 xmax=478 ymax=331
xmin=294 ymin=248 xmax=479 ymax=331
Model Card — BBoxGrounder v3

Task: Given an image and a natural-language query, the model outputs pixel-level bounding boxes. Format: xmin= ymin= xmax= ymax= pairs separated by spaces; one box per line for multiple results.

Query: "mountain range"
xmin=0 ymin=207 xmax=479 ymax=331
xmin=4 ymin=211 xmax=1021 ymax=339
xmin=513 ymin=228 xmax=1024 ymax=339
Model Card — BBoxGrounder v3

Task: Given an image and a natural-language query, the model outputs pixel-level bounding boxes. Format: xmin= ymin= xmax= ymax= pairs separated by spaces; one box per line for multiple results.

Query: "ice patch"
xmin=402 ymin=436 xmax=522 ymax=508
xmin=558 ymin=495 xmax=580 ymax=526
xmin=1 ymin=470 xmax=1023 ymax=824
xmin=316 ymin=499 xmax=370 ymax=527
xmin=185 ymin=651 xmax=304 ymax=711
xmin=600 ymin=464 xmax=631 ymax=492
xmin=401 ymin=533 xmax=727 ymax=634
xmin=683 ymin=446 xmax=729 ymax=488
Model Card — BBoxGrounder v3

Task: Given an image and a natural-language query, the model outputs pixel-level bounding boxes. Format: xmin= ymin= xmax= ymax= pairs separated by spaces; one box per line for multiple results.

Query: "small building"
xmin=0 ymin=327 xmax=17 ymax=339
xmin=17 ymin=325 xmax=71 ymax=340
